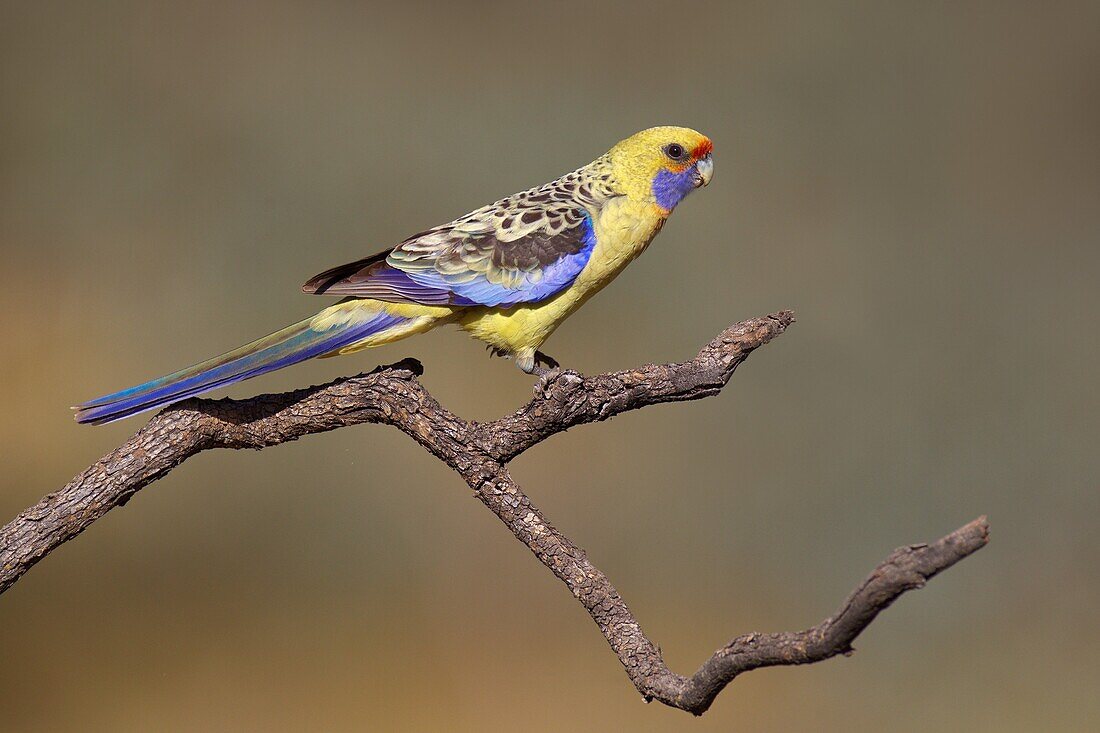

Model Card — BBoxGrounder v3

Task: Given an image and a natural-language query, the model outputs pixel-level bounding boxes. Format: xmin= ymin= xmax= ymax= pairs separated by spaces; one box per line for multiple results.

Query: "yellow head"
xmin=605 ymin=126 xmax=714 ymax=214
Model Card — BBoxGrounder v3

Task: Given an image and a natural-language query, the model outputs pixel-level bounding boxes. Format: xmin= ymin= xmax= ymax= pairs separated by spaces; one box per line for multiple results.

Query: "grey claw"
xmin=533 ymin=367 xmax=562 ymax=398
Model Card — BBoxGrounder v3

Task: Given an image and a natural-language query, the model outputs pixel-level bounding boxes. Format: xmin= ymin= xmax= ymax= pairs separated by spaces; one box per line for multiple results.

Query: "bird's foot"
xmin=516 ymin=351 xmax=572 ymax=395
xmin=535 ymin=353 xmax=577 ymax=396
xmin=533 ymin=366 xmax=563 ymax=397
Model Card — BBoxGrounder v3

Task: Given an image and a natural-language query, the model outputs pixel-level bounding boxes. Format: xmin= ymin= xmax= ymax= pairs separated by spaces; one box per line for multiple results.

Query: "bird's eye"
xmin=664 ymin=143 xmax=686 ymax=161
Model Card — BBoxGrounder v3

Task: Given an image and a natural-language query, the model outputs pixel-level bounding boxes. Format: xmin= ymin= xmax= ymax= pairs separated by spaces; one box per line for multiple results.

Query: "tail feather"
xmin=74 ymin=309 xmax=406 ymax=425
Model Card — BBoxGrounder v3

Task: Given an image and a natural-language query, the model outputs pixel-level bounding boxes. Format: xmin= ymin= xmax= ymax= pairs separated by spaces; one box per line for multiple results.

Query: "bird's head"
xmin=606 ymin=126 xmax=714 ymax=216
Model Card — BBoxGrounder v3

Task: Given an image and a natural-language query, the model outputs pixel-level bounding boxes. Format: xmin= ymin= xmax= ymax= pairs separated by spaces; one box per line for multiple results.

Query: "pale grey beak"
xmin=693 ymin=154 xmax=714 ymax=187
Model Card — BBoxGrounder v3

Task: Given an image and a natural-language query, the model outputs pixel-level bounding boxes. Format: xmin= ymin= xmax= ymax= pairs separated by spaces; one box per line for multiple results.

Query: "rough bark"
xmin=0 ymin=311 xmax=989 ymax=714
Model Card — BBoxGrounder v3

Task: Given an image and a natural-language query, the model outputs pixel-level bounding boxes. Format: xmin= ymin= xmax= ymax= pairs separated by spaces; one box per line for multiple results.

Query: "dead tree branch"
xmin=0 ymin=311 xmax=989 ymax=714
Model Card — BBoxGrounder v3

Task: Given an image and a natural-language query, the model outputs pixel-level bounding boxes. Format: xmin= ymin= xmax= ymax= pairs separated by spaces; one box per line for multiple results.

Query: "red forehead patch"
xmin=692 ymin=139 xmax=713 ymax=159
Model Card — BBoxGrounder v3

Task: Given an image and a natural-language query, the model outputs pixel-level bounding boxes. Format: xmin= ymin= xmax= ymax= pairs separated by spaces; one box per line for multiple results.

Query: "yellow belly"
xmin=458 ymin=197 xmax=664 ymax=360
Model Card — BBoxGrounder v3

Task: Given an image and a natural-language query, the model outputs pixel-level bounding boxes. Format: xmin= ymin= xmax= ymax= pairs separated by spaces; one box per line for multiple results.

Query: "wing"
xmin=303 ymin=196 xmax=597 ymax=308
xmin=301 ymin=249 xmax=461 ymax=305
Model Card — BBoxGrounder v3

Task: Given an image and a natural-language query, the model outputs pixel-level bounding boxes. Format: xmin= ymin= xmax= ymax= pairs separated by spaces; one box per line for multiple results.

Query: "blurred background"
xmin=1 ymin=1 xmax=1097 ymax=730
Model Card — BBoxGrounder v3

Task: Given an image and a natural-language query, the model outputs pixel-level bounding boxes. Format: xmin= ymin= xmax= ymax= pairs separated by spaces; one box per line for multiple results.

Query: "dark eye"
xmin=664 ymin=143 xmax=686 ymax=161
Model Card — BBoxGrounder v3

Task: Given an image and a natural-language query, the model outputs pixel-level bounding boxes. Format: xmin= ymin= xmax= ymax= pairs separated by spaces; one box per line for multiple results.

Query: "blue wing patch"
xmin=398 ymin=214 xmax=596 ymax=306
xmin=304 ymin=208 xmax=597 ymax=308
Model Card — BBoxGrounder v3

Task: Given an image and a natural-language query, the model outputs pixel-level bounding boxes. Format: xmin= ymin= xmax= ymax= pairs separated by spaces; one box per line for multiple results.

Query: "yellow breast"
xmin=458 ymin=197 xmax=665 ymax=357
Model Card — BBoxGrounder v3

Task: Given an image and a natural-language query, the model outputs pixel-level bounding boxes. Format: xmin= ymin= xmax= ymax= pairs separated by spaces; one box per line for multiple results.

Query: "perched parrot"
xmin=75 ymin=126 xmax=714 ymax=424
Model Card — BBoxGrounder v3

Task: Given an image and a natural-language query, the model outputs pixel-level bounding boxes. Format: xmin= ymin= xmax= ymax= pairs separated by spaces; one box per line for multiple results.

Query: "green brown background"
xmin=2 ymin=2 xmax=1097 ymax=730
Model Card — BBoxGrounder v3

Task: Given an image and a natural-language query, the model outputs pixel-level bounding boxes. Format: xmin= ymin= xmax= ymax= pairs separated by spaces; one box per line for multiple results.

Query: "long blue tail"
xmin=74 ymin=308 xmax=407 ymax=425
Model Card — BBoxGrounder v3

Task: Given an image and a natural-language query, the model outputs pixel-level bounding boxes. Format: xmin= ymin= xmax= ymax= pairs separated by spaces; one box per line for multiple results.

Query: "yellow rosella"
xmin=76 ymin=126 xmax=714 ymax=424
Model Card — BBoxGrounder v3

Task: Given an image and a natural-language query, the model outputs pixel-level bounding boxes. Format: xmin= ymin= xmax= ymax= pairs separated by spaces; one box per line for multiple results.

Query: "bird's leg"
xmin=515 ymin=351 xmax=538 ymax=375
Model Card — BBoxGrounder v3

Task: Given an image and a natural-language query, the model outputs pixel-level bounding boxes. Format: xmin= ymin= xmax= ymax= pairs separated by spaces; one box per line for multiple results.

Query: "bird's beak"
xmin=693 ymin=154 xmax=714 ymax=187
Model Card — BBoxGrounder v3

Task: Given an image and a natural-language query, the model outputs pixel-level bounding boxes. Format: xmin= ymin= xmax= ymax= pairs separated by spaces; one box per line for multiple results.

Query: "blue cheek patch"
xmin=652 ymin=167 xmax=697 ymax=210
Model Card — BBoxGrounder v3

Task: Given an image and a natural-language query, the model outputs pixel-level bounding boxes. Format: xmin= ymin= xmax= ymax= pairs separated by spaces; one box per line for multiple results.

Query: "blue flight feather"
xmin=75 ymin=311 xmax=405 ymax=425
